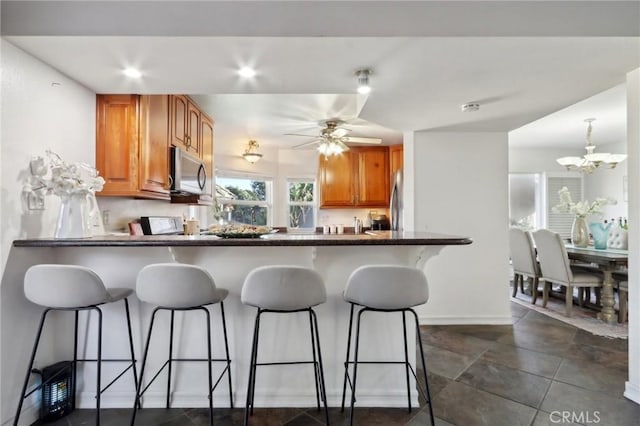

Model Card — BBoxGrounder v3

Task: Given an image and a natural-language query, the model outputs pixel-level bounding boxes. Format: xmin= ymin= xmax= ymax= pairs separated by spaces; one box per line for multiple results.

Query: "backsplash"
xmin=319 ymin=208 xmax=389 ymax=228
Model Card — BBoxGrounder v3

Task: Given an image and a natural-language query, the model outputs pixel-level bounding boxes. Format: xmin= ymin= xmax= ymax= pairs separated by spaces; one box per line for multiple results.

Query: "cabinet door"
xmin=96 ymin=94 xmax=139 ymax=196
xmin=186 ymin=101 xmax=201 ymax=156
xmin=319 ymin=152 xmax=355 ymax=207
xmin=139 ymin=95 xmax=170 ymax=199
xmin=199 ymin=113 xmax=215 ymax=203
xmin=355 ymin=147 xmax=390 ymax=207
xmin=389 ymin=144 xmax=403 ymax=177
xmin=170 ymin=95 xmax=189 ymax=151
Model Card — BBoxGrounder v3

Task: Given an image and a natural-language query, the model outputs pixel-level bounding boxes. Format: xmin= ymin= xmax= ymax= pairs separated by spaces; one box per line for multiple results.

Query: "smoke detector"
xmin=461 ymin=103 xmax=480 ymax=112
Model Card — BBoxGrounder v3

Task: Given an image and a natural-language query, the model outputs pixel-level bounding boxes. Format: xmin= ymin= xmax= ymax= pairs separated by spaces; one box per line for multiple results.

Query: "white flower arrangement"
xmin=26 ymin=150 xmax=105 ymax=197
xmin=552 ymin=186 xmax=616 ymax=218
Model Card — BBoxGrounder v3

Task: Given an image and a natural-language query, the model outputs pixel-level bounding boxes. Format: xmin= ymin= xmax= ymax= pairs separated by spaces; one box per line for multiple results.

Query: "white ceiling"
xmin=3 ymin=1 xmax=639 ymax=150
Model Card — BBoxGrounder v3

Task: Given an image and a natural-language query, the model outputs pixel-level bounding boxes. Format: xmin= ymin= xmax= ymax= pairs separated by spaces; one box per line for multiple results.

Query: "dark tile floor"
xmin=33 ymin=301 xmax=638 ymax=426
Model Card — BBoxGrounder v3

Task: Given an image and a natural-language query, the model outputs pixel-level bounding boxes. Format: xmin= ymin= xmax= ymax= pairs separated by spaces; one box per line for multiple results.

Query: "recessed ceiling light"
xmin=123 ymin=68 xmax=142 ymax=78
xmin=238 ymin=67 xmax=256 ymax=78
xmin=355 ymin=69 xmax=372 ymax=94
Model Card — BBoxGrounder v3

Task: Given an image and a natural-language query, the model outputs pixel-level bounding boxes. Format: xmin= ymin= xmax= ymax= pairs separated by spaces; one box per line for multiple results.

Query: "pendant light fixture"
xmin=242 ymin=140 xmax=263 ymax=163
xmin=556 ymin=118 xmax=627 ymax=173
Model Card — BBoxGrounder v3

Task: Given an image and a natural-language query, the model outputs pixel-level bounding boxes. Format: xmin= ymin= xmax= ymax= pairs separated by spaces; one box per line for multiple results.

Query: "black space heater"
xmin=34 ymin=361 xmax=74 ymax=422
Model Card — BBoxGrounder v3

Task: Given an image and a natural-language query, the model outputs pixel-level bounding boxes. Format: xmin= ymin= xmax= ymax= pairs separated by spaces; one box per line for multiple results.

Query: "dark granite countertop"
xmin=13 ymin=231 xmax=472 ymax=247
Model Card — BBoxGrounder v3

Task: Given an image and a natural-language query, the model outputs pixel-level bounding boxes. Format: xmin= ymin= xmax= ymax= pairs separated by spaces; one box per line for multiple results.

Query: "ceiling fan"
xmin=286 ymin=119 xmax=382 ymax=156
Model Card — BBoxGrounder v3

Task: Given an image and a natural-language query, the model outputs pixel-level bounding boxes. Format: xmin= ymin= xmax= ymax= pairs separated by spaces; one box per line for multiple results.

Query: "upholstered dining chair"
xmin=532 ymin=229 xmax=603 ymax=317
xmin=509 ymin=228 xmax=542 ymax=304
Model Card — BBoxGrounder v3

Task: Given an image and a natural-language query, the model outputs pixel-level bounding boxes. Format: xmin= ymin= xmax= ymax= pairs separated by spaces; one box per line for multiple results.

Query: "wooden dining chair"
xmin=509 ymin=228 xmax=542 ymax=304
xmin=532 ymin=229 xmax=603 ymax=317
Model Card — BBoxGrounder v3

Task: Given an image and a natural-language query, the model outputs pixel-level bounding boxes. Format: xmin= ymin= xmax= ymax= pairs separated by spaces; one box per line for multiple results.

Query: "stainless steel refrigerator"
xmin=390 ymin=169 xmax=403 ymax=231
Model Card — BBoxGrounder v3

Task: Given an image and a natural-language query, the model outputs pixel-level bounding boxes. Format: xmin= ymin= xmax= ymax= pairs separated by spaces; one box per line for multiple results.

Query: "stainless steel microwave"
xmin=170 ymin=146 xmax=209 ymax=195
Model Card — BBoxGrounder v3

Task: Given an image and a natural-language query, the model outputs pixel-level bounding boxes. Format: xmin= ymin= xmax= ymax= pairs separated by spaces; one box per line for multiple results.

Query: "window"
xmin=216 ymin=176 xmax=272 ymax=226
xmin=287 ymin=179 xmax=316 ymax=231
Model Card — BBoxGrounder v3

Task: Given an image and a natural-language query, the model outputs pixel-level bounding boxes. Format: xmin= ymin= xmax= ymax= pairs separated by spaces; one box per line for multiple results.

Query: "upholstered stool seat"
xmin=132 ymin=263 xmax=233 ymax=426
xmin=341 ymin=265 xmax=435 ymax=426
xmin=15 ymin=265 xmax=138 ymax=426
xmin=241 ymin=266 xmax=329 ymax=425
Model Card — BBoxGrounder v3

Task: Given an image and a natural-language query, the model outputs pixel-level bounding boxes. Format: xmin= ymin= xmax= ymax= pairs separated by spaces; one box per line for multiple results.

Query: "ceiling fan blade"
xmin=337 ymin=140 xmax=350 ymax=152
xmin=332 ymin=128 xmax=350 ymax=137
xmin=292 ymin=140 xmax=321 ymax=149
xmin=284 ymin=133 xmax=319 ymax=138
xmin=342 ymin=136 xmax=382 ymax=144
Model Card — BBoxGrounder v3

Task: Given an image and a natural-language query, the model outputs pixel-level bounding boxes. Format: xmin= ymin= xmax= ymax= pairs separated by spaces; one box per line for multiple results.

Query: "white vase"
xmin=571 ymin=215 xmax=589 ymax=248
xmin=54 ymin=192 xmax=92 ymax=239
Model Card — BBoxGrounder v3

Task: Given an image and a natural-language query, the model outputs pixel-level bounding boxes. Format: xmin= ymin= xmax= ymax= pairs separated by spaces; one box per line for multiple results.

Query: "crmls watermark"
xmin=549 ymin=411 xmax=601 ymax=424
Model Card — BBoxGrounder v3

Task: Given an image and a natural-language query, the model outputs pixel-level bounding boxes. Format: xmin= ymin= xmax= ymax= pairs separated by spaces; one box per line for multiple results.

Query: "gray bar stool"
xmin=15 ymin=264 xmax=138 ymax=426
xmin=340 ymin=265 xmax=434 ymax=426
xmin=131 ymin=263 xmax=233 ymax=426
xmin=241 ymin=265 xmax=330 ymax=426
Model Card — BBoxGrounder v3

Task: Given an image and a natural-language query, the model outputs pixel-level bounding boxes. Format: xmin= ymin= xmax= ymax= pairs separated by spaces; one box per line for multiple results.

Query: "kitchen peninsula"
xmin=5 ymin=232 xmax=470 ymax=420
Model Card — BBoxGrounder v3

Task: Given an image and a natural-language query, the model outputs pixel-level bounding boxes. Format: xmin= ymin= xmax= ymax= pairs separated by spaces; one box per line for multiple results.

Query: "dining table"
xmin=565 ymin=244 xmax=628 ymax=324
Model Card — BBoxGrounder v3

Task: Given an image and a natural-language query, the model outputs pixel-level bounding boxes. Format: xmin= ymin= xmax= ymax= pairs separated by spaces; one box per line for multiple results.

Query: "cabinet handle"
xmin=168 ymin=174 xmax=174 ymax=190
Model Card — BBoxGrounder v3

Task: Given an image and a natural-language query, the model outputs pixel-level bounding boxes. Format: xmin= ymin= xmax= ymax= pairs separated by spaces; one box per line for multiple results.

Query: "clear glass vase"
xmin=571 ymin=216 xmax=589 ymax=248
xmin=54 ymin=192 xmax=92 ymax=239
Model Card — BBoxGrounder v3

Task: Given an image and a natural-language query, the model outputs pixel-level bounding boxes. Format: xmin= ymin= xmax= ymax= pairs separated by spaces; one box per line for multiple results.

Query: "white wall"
xmin=410 ymin=131 xmax=511 ymax=324
xmin=1 ymin=40 xmax=98 ymax=425
xmin=509 ymin=147 xmax=581 ymax=174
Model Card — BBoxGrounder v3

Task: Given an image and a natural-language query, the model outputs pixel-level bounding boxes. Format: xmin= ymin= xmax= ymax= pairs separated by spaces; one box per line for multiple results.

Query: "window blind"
xmin=546 ymin=176 xmax=582 ymax=240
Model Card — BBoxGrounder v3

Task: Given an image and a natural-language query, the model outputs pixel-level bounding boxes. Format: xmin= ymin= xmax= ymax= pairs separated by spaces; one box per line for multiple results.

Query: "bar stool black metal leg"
xmin=95 ymin=307 xmax=103 ymax=426
xmin=310 ymin=309 xmax=330 ymax=426
xmin=202 ymin=307 xmax=214 ymax=426
xmin=249 ymin=310 xmax=261 ymax=415
xmin=131 ymin=308 xmax=159 ymax=426
xmin=166 ymin=310 xmax=175 ymax=409
xmin=411 ymin=309 xmax=434 ymax=426
xmin=309 ymin=310 xmax=321 ymax=411
xmin=244 ymin=309 xmax=260 ymax=426
xmin=73 ymin=309 xmax=79 ymax=410
xmin=123 ymin=299 xmax=141 ymax=409
xmin=349 ymin=308 xmax=366 ymax=426
xmin=219 ymin=302 xmax=234 ymax=408
xmin=340 ymin=303 xmax=355 ymax=412
xmin=14 ymin=308 xmax=51 ymax=426
xmin=402 ymin=311 xmax=412 ymax=413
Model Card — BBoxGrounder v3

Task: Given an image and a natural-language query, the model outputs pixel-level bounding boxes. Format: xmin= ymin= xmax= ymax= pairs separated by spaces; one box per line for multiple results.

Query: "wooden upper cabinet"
xmin=389 ymin=144 xmax=403 ymax=177
xmin=319 ymin=151 xmax=355 ymax=207
xmin=355 ymin=147 xmax=390 ymax=207
xmin=96 ymin=94 xmax=139 ymax=196
xmin=199 ymin=112 xmax=215 ymax=203
xmin=186 ymin=101 xmax=201 ymax=156
xmin=319 ymin=146 xmax=390 ymax=208
xmin=96 ymin=94 xmax=170 ymax=200
xmin=139 ymin=95 xmax=170 ymax=196
xmin=170 ymin=95 xmax=189 ymax=151
xmin=170 ymin=95 xmax=201 ymax=157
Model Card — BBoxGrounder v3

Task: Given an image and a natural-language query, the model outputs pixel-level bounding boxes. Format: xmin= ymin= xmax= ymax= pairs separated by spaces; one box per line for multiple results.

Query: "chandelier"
xmin=556 ymin=118 xmax=627 ymax=173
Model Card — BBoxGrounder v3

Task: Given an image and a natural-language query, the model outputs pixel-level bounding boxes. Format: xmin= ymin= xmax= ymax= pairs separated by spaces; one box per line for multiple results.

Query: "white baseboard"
xmin=76 ymin=389 xmax=418 ymax=409
xmin=418 ymin=315 xmax=513 ymax=325
xmin=624 ymin=381 xmax=640 ymax=404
